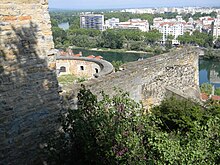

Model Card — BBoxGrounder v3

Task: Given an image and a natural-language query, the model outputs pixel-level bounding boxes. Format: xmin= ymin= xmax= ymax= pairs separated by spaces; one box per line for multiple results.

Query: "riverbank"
xmin=69 ymin=46 xmax=169 ymax=55
xmin=202 ymin=48 xmax=220 ymax=60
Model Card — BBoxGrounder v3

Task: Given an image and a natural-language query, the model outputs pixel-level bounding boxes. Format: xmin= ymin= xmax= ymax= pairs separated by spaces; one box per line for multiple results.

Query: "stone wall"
xmin=56 ymin=59 xmax=101 ymax=78
xmin=0 ymin=0 xmax=60 ymax=164
xmin=56 ymin=56 xmax=114 ymax=79
xmin=67 ymin=47 xmax=200 ymax=109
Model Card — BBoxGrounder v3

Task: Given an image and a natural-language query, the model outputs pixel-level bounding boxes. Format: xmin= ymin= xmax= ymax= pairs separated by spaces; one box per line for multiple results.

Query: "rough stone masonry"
xmin=66 ymin=47 xmax=200 ymax=109
xmin=0 ymin=0 xmax=201 ymax=164
xmin=0 ymin=0 xmax=60 ymax=164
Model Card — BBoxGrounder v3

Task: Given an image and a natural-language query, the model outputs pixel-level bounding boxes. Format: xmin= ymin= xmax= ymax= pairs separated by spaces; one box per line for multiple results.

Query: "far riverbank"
xmin=69 ymin=46 xmax=155 ymax=55
xmin=70 ymin=47 xmax=155 ymax=62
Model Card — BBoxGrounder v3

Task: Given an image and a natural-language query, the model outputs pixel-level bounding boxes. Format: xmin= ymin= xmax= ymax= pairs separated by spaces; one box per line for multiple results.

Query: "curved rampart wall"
xmin=56 ymin=56 xmax=114 ymax=78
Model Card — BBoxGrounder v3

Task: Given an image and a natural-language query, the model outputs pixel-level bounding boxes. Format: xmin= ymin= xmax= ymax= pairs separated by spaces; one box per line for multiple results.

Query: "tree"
xmin=144 ymin=29 xmax=162 ymax=45
xmin=200 ymin=83 xmax=213 ymax=95
xmin=99 ymin=29 xmax=125 ymax=49
xmin=112 ymin=61 xmax=124 ymax=72
xmin=44 ymin=86 xmax=147 ymax=164
xmin=214 ymin=37 xmax=220 ymax=49
xmin=52 ymin=27 xmax=67 ymax=48
xmin=215 ymin=88 xmax=220 ymax=96
xmin=44 ymin=86 xmax=220 ymax=165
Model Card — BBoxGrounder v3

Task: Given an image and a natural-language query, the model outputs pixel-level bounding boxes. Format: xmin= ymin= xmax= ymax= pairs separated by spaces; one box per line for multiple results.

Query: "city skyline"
xmin=49 ymin=0 xmax=220 ymax=10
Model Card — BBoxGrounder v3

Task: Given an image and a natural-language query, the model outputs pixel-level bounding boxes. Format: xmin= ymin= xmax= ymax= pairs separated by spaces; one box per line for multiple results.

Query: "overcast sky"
xmin=48 ymin=0 xmax=220 ymax=9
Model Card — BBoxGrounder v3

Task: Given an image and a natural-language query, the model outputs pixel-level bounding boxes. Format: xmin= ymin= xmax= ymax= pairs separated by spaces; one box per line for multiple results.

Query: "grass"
xmin=58 ymin=74 xmax=87 ymax=86
xmin=215 ymin=88 xmax=220 ymax=96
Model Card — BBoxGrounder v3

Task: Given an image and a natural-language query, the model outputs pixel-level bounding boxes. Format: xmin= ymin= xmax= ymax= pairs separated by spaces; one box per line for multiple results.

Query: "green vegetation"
xmin=111 ymin=60 xmax=124 ymax=72
xmin=50 ymin=10 xmax=216 ymax=54
xmin=215 ymin=88 xmax=220 ymax=96
xmin=214 ymin=37 xmax=220 ymax=49
xmin=44 ymin=86 xmax=220 ymax=164
xmin=200 ymin=83 xmax=213 ymax=95
xmin=185 ymin=11 xmax=217 ymax=21
xmin=51 ymin=24 xmax=165 ymax=53
xmin=200 ymin=83 xmax=220 ymax=96
xmin=57 ymin=74 xmax=87 ymax=86
xmin=177 ymin=30 xmax=213 ymax=48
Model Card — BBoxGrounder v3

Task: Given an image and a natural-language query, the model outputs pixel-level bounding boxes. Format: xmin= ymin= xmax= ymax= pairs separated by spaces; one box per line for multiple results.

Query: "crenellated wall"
xmin=0 ymin=0 xmax=60 ymax=164
xmin=66 ymin=48 xmax=200 ymax=109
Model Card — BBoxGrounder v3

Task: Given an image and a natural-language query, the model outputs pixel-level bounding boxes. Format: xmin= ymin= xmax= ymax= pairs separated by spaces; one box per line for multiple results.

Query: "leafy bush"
xmin=200 ymin=83 xmax=213 ymax=95
xmin=215 ymin=87 xmax=220 ymax=96
xmin=44 ymin=86 xmax=220 ymax=165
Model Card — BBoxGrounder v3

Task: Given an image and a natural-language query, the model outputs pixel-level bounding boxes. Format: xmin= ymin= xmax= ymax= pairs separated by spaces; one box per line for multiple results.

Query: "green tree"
xmin=144 ymin=29 xmax=162 ymax=45
xmin=45 ymin=86 xmax=147 ymax=164
xmin=52 ymin=27 xmax=67 ymax=48
xmin=99 ymin=29 xmax=125 ymax=49
xmin=215 ymin=88 xmax=220 ymax=96
xmin=44 ymin=87 xmax=220 ymax=165
xmin=214 ymin=37 xmax=220 ymax=49
xmin=200 ymin=83 xmax=213 ymax=95
xmin=112 ymin=61 xmax=124 ymax=72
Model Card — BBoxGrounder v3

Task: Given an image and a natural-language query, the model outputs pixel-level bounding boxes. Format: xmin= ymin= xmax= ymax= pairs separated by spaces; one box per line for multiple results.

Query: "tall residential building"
xmin=152 ymin=16 xmax=185 ymax=44
xmin=213 ymin=13 xmax=220 ymax=40
xmin=80 ymin=14 xmax=104 ymax=31
xmin=158 ymin=22 xmax=184 ymax=44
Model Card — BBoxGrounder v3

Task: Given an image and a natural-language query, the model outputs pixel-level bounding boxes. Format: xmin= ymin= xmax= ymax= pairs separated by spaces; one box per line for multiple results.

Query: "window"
xmin=95 ymin=68 xmax=99 ymax=73
xmin=80 ymin=66 xmax=84 ymax=70
xmin=60 ymin=66 xmax=66 ymax=72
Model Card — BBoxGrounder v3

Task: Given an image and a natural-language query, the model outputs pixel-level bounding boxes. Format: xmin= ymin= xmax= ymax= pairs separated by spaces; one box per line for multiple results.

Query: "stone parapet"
xmin=56 ymin=56 xmax=114 ymax=78
xmin=65 ymin=47 xmax=200 ymax=109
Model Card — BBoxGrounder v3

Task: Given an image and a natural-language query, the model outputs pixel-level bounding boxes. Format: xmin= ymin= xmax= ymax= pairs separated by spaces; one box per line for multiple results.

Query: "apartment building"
xmin=80 ymin=14 xmax=104 ymax=31
xmin=213 ymin=13 xmax=220 ymax=40
xmin=152 ymin=16 xmax=185 ymax=44
xmin=104 ymin=17 xmax=120 ymax=29
xmin=115 ymin=19 xmax=149 ymax=32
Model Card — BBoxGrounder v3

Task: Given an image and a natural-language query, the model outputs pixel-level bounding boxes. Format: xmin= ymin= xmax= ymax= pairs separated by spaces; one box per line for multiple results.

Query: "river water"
xmin=72 ymin=48 xmax=220 ymax=88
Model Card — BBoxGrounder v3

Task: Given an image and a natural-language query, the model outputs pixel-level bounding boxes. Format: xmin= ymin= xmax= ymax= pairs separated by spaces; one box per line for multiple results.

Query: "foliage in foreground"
xmin=57 ymin=74 xmax=87 ymax=85
xmin=200 ymin=83 xmax=213 ymax=95
xmin=44 ymin=86 xmax=220 ymax=165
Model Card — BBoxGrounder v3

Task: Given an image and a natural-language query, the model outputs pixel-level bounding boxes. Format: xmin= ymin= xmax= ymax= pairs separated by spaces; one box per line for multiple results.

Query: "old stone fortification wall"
xmin=56 ymin=56 xmax=114 ymax=78
xmin=67 ymin=48 xmax=199 ymax=108
xmin=0 ymin=0 xmax=60 ymax=164
xmin=57 ymin=58 xmax=101 ymax=78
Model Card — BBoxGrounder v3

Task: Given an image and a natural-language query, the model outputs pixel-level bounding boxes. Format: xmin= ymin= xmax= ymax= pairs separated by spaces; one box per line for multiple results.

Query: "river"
xmin=72 ymin=48 xmax=220 ymax=88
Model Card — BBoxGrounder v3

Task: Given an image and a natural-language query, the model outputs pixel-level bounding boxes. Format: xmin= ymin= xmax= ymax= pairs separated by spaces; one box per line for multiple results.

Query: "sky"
xmin=48 ymin=0 xmax=220 ymax=10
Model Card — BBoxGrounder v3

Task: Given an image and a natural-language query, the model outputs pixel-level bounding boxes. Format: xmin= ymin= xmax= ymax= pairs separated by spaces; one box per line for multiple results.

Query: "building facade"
xmin=115 ymin=19 xmax=149 ymax=32
xmin=80 ymin=14 xmax=104 ymax=31
xmin=152 ymin=16 xmax=185 ymax=44
xmin=213 ymin=13 xmax=220 ymax=40
xmin=105 ymin=17 xmax=120 ymax=28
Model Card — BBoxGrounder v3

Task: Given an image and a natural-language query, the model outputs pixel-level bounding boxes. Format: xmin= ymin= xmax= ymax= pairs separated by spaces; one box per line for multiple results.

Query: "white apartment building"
xmin=105 ymin=17 xmax=120 ymax=28
xmin=80 ymin=14 xmax=104 ymax=31
xmin=213 ymin=13 xmax=220 ymax=40
xmin=158 ymin=22 xmax=184 ymax=44
xmin=115 ymin=19 xmax=149 ymax=32
xmin=152 ymin=16 xmax=185 ymax=44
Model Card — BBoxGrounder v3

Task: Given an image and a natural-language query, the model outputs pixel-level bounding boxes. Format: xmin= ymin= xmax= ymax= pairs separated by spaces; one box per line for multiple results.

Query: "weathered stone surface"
xmin=0 ymin=0 xmax=60 ymax=164
xmin=66 ymin=47 xmax=200 ymax=109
